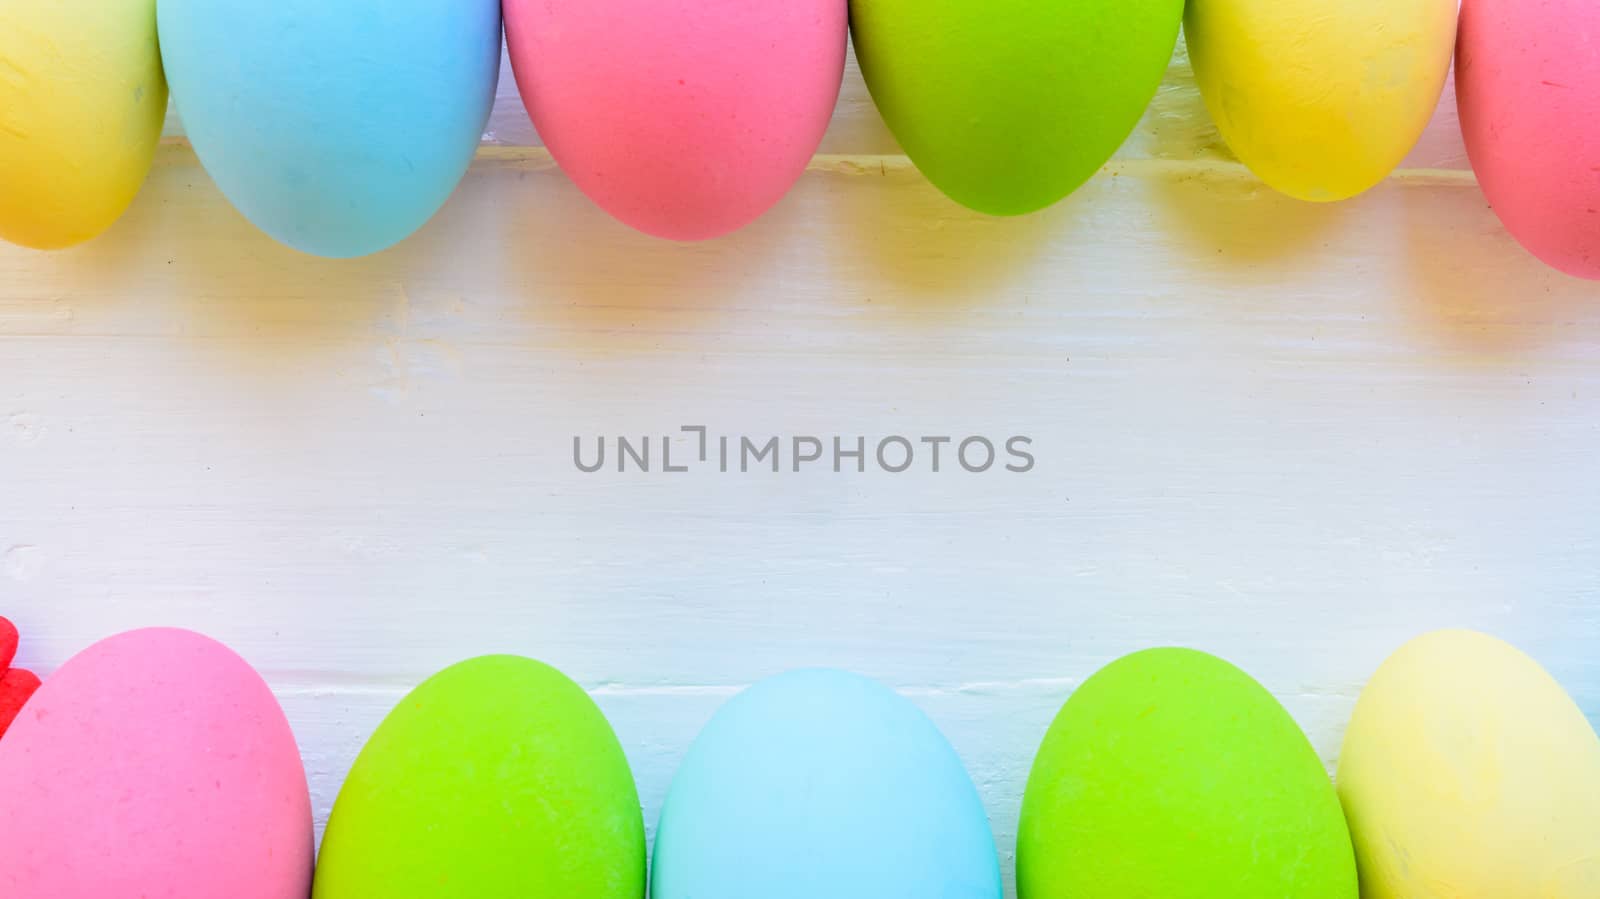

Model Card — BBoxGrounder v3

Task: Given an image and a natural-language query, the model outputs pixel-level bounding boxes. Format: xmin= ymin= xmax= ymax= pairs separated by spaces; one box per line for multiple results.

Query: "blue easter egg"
xmin=652 ymin=669 xmax=1001 ymax=899
xmin=157 ymin=0 xmax=501 ymax=258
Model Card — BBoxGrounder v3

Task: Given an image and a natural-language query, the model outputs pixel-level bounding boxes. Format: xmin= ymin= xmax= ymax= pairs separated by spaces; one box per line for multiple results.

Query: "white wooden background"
xmin=2 ymin=39 xmax=1598 ymax=894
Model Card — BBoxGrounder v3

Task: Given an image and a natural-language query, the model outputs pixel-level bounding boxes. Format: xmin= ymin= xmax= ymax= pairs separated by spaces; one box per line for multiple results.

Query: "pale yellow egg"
xmin=1185 ymin=0 xmax=1457 ymax=201
xmin=1337 ymin=631 xmax=1600 ymax=898
xmin=0 ymin=0 xmax=166 ymax=249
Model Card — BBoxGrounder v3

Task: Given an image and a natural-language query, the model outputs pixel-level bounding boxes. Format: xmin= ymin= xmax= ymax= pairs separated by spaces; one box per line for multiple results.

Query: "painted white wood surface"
xmin=4 ymin=37 xmax=1599 ymax=895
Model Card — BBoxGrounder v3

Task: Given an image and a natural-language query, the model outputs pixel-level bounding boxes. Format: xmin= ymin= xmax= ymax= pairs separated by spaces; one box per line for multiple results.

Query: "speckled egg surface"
xmin=1338 ymin=631 xmax=1600 ymax=897
xmin=1186 ymin=0 xmax=1458 ymax=202
xmin=651 ymin=669 xmax=1001 ymax=899
xmin=0 ymin=0 xmax=166 ymax=249
xmin=851 ymin=0 xmax=1183 ymax=216
xmin=0 ymin=628 xmax=313 ymax=899
xmin=1458 ymin=0 xmax=1600 ymax=279
xmin=157 ymin=0 xmax=502 ymax=258
xmin=313 ymin=656 xmax=646 ymax=899
xmin=1018 ymin=648 xmax=1357 ymax=899
xmin=505 ymin=0 xmax=847 ymax=241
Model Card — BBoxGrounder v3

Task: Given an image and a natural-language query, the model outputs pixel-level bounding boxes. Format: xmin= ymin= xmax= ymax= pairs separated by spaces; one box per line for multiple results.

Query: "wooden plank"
xmin=4 ymin=155 xmax=1594 ymax=684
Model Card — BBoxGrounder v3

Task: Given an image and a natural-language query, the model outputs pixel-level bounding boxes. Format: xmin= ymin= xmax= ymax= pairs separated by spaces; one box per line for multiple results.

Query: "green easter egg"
xmin=850 ymin=0 xmax=1183 ymax=215
xmin=313 ymin=656 xmax=646 ymax=899
xmin=1017 ymin=648 xmax=1357 ymax=899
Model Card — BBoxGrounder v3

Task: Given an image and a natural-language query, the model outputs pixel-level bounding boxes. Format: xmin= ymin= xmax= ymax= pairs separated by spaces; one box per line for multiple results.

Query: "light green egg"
xmin=1018 ymin=648 xmax=1358 ymax=898
xmin=850 ymin=0 xmax=1184 ymax=215
xmin=313 ymin=656 xmax=646 ymax=899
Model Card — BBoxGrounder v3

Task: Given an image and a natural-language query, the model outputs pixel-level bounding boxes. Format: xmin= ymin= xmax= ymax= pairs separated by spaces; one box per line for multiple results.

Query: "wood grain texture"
xmin=4 ymin=30 xmax=1597 ymax=899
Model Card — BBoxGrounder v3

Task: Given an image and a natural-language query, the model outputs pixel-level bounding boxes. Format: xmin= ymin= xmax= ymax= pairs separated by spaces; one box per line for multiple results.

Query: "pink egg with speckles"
xmin=1458 ymin=0 xmax=1600 ymax=279
xmin=0 ymin=628 xmax=313 ymax=899
xmin=505 ymin=0 xmax=847 ymax=241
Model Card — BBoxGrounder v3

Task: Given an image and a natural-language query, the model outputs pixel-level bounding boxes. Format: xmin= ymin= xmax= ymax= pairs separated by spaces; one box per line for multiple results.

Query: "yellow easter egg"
xmin=1337 ymin=631 xmax=1600 ymax=897
xmin=1184 ymin=0 xmax=1457 ymax=201
xmin=0 ymin=0 xmax=167 ymax=249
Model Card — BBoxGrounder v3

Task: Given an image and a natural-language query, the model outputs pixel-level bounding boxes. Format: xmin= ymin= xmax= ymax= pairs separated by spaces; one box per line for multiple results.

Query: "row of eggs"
xmin=0 ymin=627 xmax=1595 ymax=897
xmin=0 ymin=1 xmax=1597 ymax=277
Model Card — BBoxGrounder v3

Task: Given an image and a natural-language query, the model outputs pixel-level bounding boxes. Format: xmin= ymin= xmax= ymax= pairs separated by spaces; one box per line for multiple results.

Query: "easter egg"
xmin=850 ymin=0 xmax=1183 ymax=216
xmin=1458 ymin=0 xmax=1600 ymax=279
xmin=1186 ymin=0 xmax=1457 ymax=202
xmin=0 ymin=0 xmax=166 ymax=249
xmin=1337 ymin=631 xmax=1600 ymax=897
xmin=1018 ymin=648 xmax=1357 ymax=899
xmin=157 ymin=0 xmax=501 ymax=258
xmin=0 ymin=628 xmax=313 ymax=898
xmin=652 ymin=669 xmax=1000 ymax=899
xmin=313 ymin=656 xmax=645 ymax=898
xmin=504 ymin=1 xmax=846 ymax=241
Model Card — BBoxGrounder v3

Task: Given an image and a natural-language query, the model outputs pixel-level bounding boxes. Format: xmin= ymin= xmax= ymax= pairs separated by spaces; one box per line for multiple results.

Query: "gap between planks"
xmin=262 ymin=674 xmax=1361 ymax=703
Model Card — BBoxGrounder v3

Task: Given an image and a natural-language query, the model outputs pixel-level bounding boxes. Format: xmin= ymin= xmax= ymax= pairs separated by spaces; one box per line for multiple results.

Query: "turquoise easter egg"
xmin=157 ymin=0 xmax=501 ymax=258
xmin=651 ymin=669 xmax=1000 ymax=899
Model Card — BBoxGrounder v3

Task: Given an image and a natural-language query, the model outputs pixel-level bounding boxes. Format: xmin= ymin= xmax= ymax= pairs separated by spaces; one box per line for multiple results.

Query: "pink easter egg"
xmin=0 ymin=628 xmax=313 ymax=899
xmin=1457 ymin=0 xmax=1600 ymax=279
xmin=505 ymin=0 xmax=847 ymax=241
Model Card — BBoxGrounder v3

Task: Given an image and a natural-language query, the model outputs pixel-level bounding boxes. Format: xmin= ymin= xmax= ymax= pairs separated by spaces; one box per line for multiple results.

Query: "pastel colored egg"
xmin=157 ymin=0 xmax=501 ymax=258
xmin=1337 ymin=631 xmax=1600 ymax=897
xmin=1186 ymin=0 xmax=1457 ymax=202
xmin=504 ymin=0 xmax=847 ymax=241
xmin=1018 ymin=648 xmax=1357 ymax=899
xmin=652 ymin=669 xmax=1000 ymax=899
xmin=1458 ymin=0 xmax=1600 ymax=279
xmin=0 ymin=0 xmax=166 ymax=249
xmin=0 ymin=628 xmax=313 ymax=899
xmin=313 ymin=656 xmax=645 ymax=898
xmin=850 ymin=0 xmax=1183 ymax=216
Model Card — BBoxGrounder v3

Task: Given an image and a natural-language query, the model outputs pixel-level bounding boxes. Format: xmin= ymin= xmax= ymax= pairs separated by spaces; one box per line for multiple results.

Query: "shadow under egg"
xmin=1396 ymin=177 xmax=1600 ymax=358
xmin=811 ymin=157 xmax=1065 ymax=310
xmin=461 ymin=157 xmax=776 ymax=348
